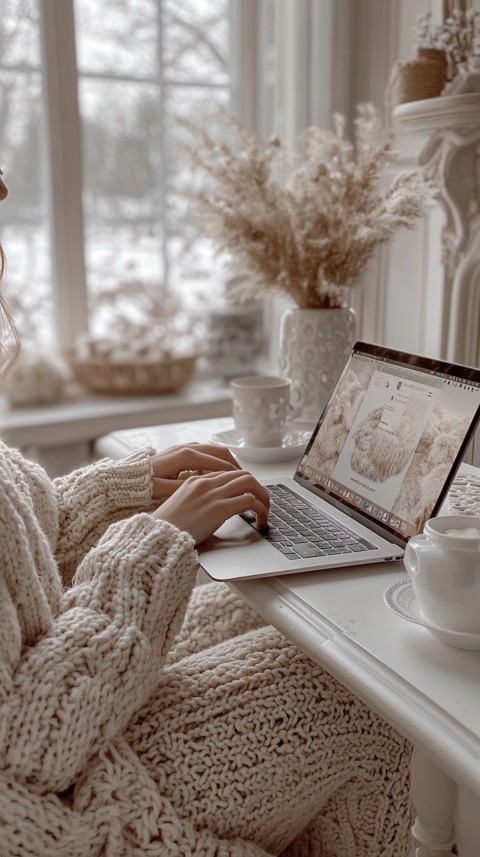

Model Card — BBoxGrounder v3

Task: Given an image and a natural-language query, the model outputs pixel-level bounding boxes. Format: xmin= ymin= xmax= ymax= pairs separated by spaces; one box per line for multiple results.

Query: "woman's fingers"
xmin=169 ymin=443 xmax=240 ymax=467
xmin=219 ymin=491 xmax=270 ymax=530
xmin=152 ymin=469 xmax=270 ymax=545
xmin=151 ymin=444 xmax=241 ymax=500
xmin=159 ymin=442 xmax=240 ymax=469
xmin=190 ymin=469 xmax=270 ymax=510
xmin=152 ymin=476 xmax=187 ymax=500
xmin=203 ymin=470 xmax=270 ymax=521
xmin=153 ymin=467 xmax=269 ymax=502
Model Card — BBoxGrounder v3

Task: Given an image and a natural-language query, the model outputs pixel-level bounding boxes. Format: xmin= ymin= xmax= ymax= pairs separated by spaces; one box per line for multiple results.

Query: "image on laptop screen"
xmin=296 ymin=342 xmax=480 ymax=544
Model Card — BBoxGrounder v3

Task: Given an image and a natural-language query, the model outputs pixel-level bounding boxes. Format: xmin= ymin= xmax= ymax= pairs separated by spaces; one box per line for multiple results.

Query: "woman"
xmin=0 ymin=167 xmax=413 ymax=857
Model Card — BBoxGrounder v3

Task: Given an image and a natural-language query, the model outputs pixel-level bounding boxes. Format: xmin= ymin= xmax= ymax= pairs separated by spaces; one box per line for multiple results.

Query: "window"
xmin=0 ymin=0 xmax=53 ymax=343
xmin=0 ymin=0 xmax=243 ymax=350
xmin=75 ymin=0 xmax=233 ymax=343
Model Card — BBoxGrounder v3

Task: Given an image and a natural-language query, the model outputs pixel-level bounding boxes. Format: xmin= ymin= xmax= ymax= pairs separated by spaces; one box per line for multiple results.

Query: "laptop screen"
xmin=295 ymin=341 xmax=480 ymax=545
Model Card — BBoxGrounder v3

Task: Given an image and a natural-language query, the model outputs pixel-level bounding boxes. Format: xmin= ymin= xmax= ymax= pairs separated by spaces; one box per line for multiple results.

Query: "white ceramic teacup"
xmin=404 ymin=515 xmax=480 ymax=634
xmin=231 ymin=375 xmax=293 ymax=448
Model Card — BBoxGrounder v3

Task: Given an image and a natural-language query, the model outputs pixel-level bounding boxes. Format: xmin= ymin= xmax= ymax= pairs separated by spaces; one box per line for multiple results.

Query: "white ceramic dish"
xmin=210 ymin=426 xmax=311 ymax=464
xmin=383 ymin=579 xmax=480 ymax=650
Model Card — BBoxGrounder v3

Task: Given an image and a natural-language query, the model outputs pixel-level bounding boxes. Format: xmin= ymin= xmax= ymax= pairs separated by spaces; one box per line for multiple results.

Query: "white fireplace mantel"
xmin=394 ymin=93 xmax=480 ymax=371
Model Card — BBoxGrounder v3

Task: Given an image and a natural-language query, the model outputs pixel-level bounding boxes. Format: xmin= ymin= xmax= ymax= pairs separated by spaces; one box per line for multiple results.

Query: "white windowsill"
xmin=0 ymin=378 xmax=233 ymax=450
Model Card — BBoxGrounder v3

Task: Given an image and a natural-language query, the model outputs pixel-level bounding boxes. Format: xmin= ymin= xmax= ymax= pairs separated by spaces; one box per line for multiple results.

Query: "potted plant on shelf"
xmin=179 ymin=104 xmax=434 ymax=422
xmin=388 ymin=8 xmax=479 ymax=108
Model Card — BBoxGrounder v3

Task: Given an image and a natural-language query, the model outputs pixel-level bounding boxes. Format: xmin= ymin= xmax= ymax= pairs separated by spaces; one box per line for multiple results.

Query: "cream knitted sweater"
xmin=0 ymin=442 xmax=270 ymax=857
xmin=0 ymin=442 xmax=413 ymax=857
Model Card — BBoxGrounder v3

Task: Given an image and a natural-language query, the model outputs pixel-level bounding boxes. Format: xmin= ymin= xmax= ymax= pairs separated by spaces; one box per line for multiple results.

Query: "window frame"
xmin=38 ymin=0 xmax=262 ymax=350
xmin=40 ymin=0 xmax=88 ymax=350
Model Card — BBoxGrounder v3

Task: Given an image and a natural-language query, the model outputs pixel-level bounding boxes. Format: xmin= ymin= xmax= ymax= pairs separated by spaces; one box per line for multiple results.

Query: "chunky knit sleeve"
xmin=52 ymin=448 xmax=158 ymax=584
xmin=2 ymin=502 xmax=198 ymax=795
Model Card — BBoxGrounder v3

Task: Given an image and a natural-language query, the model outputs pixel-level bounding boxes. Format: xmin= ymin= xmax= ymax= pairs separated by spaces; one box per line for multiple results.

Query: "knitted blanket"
xmin=0 ymin=442 xmax=413 ymax=856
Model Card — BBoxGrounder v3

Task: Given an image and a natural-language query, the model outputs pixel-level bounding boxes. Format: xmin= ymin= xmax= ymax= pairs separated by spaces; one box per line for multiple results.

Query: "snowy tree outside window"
xmin=0 ymin=0 xmax=234 ymax=347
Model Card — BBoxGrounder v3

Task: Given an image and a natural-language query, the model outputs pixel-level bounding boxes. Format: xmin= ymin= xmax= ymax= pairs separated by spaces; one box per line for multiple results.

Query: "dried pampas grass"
xmin=179 ymin=104 xmax=436 ymax=309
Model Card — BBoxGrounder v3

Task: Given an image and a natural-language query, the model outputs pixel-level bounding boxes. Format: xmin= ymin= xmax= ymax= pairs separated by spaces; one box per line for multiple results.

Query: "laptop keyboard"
xmin=242 ymin=483 xmax=377 ymax=561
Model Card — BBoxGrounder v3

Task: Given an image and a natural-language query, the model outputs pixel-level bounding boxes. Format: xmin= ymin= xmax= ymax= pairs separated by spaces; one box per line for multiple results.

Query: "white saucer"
xmin=384 ymin=579 xmax=480 ymax=650
xmin=210 ymin=426 xmax=311 ymax=463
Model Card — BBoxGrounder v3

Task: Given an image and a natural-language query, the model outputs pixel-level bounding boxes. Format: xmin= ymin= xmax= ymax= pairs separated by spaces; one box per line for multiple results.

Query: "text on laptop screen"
xmin=296 ymin=344 xmax=480 ymax=541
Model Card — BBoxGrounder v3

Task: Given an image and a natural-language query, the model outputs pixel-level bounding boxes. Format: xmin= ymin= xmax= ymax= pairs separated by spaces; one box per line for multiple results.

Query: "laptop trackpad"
xmin=199 ymin=516 xmax=260 ymax=553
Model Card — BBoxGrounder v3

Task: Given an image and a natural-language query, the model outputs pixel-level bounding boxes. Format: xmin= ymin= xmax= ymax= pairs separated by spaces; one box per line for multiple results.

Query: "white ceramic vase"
xmin=278 ymin=306 xmax=357 ymax=424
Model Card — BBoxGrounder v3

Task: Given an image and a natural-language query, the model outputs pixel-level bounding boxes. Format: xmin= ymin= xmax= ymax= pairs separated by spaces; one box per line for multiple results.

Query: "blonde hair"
xmin=0 ymin=243 xmax=20 ymax=381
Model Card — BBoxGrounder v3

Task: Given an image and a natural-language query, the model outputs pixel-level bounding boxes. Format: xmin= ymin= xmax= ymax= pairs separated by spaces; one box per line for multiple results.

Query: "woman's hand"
xmin=151 ymin=443 xmax=241 ymax=502
xmin=152 ymin=469 xmax=270 ymax=545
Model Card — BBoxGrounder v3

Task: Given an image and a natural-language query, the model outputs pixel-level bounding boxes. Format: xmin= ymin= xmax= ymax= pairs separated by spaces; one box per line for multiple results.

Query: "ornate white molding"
xmin=395 ymin=93 xmax=480 ymax=368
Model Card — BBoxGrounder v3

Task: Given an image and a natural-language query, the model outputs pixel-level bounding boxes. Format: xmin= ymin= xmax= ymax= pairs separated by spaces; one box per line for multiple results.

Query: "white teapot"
xmin=404 ymin=514 xmax=480 ymax=634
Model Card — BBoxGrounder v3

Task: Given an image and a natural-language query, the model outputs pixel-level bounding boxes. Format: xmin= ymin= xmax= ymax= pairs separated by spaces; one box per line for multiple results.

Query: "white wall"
xmin=346 ymin=0 xmax=447 ymax=359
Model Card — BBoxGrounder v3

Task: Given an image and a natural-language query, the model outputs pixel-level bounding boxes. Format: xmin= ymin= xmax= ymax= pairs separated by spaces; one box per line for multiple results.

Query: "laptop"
xmin=199 ymin=341 xmax=480 ymax=581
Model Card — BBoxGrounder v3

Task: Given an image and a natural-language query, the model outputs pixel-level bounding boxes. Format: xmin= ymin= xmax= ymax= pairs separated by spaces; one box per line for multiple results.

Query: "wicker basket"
xmin=68 ymin=353 xmax=198 ymax=395
xmin=387 ymin=48 xmax=448 ymax=108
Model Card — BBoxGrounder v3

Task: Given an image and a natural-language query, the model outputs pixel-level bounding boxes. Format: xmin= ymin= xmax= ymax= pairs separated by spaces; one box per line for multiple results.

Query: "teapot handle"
xmin=404 ymin=534 xmax=428 ymax=578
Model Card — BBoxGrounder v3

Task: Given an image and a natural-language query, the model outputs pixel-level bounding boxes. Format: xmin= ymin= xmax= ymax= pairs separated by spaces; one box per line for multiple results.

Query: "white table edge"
xmin=231 ymin=575 xmax=480 ymax=800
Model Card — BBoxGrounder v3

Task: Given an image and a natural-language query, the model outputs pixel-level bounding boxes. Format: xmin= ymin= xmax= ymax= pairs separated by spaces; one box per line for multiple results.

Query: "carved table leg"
xmin=454 ymin=782 xmax=480 ymax=857
xmin=410 ymin=743 xmax=456 ymax=856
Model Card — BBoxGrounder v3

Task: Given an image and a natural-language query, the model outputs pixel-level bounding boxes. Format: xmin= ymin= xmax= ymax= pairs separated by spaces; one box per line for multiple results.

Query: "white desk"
xmin=96 ymin=417 xmax=480 ymax=857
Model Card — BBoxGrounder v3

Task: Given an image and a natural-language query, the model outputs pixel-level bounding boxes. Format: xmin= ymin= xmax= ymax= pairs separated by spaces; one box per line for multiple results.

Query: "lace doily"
xmin=448 ymin=472 xmax=480 ymax=516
